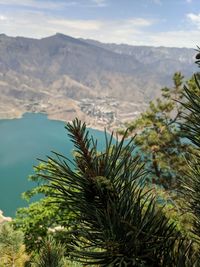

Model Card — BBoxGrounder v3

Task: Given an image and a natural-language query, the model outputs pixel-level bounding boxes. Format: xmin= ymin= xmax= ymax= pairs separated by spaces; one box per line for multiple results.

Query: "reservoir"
xmin=0 ymin=113 xmax=107 ymax=217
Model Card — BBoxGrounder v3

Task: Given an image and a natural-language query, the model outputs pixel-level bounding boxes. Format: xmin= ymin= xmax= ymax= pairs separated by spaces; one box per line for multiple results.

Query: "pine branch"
xmin=35 ymin=119 xmax=193 ymax=266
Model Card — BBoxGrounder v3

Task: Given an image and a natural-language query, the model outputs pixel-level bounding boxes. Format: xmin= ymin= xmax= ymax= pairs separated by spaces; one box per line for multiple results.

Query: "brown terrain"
xmin=0 ymin=33 xmax=196 ymax=130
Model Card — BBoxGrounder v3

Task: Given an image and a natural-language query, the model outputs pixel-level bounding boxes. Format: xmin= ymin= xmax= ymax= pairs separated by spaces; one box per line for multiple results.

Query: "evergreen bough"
xmin=36 ymin=119 xmax=192 ymax=266
xmin=181 ymin=55 xmax=200 ymax=241
xmin=32 ymin=236 xmax=66 ymax=267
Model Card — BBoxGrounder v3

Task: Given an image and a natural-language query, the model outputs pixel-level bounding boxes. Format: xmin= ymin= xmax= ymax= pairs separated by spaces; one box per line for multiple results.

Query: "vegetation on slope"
xmin=1 ymin=50 xmax=200 ymax=267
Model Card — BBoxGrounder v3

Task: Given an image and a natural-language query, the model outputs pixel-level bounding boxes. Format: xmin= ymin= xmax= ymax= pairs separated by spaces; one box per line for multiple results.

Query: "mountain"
xmin=0 ymin=33 xmax=196 ymax=129
xmin=80 ymin=38 xmax=195 ymax=71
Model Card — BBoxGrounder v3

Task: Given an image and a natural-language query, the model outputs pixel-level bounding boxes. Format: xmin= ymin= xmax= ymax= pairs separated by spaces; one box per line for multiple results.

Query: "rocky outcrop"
xmin=0 ymin=210 xmax=12 ymax=224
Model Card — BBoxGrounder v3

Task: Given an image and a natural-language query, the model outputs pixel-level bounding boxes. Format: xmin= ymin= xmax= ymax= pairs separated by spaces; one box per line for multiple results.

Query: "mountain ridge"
xmin=0 ymin=33 xmax=196 ymax=129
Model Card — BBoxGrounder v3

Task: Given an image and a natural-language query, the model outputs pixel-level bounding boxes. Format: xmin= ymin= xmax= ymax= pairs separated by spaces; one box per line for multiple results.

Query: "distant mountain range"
xmin=0 ymin=33 xmax=196 ymax=128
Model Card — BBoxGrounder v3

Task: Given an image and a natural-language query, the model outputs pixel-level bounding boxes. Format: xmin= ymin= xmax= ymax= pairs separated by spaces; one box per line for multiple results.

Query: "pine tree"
xmin=34 ymin=119 xmax=193 ymax=266
xmin=32 ymin=236 xmax=66 ymax=267
xmin=0 ymin=223 xmax=29 ymax=267
xmin=118 ymin=73 xmax=193 ymax=190
xmin=180 ymin=60 xmax=200 ymax=240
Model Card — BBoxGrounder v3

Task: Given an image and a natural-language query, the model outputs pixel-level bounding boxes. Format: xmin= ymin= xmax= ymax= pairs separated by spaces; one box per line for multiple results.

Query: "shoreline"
xmin=0 ymin=111 xmax=121 ymax=137
xmin=0 ymin=210 xmax=12 ymax=223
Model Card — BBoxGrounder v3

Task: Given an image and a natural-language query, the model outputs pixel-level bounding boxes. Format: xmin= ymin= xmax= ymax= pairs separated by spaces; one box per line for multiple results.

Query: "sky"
xmin=0 ymin=0 xmax=199 ymax=47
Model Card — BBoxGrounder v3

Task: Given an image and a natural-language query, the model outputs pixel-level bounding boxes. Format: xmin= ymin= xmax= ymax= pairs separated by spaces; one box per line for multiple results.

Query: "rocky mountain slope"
xmin=81 ymin=38 xmax=195 ymax=75
xmin=0 ymin=33 xmax=196 ymax=128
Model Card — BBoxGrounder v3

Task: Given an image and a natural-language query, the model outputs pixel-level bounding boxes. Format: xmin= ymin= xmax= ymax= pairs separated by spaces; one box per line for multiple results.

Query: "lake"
xmin=0 ymin=113 xmax=108 ymax=217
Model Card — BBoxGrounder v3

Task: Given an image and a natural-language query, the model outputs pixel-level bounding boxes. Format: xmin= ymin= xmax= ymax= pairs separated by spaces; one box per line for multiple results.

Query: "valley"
xmin=0 ymin=33 xmax=196 ymax=130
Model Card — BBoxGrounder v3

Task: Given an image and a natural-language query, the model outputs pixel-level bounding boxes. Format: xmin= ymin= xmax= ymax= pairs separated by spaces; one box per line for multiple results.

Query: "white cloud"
xmin=0 ymin=10 xmax=198 ymax=48
xmin=0 ymin=15 xmax=7 ymax=21
xmin=151 ymin=0 xmax=162 ymax=5
xmin=0 ymin=11 xmax=154 ymax=40
xmin=49 ymin=19 xmax=103 ymax=31
xmin=186 ymin=0 xmax=192 ymax=3
xmin=0 ymin=0 xmax=77 ymax=10
xmin=128 ymin=18 xmax=153 ymax=27
xmin=90 ymin=0 xmax=108 ymax=7
xmin=187 ymin=13 xmax=200 ymax=29
xmin=146 ymin=30 xmax=200 ymax=48
xmin=0 ymin=0 xmax=108 ymax=9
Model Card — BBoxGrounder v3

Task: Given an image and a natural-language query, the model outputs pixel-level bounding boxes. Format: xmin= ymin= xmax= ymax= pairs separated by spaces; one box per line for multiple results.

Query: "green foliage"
xmin=0 ymin=223 xmax=29 ymax=267
xmin=31 ymin=236 xmax=66 ymax=267
xmin=14 ymin=164 xmax=73 ymax=253
xmin=15 ymin=196 xmax=60 ymax=252
xmin=119 ymin=72 xmax=195 ymax=190
xmin=12 ymin=61 xmax=200 ymax=265
xmin=32 ymin=119 xmax=193 ymax=266
xmin=180 ymin=72 xmax=200 ymax=241
xmin=149 ymin=185 xmax=194 ymax=239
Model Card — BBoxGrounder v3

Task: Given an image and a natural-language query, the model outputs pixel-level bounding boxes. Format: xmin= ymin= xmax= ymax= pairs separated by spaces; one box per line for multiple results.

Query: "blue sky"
xmin=0 ymin=0 xmax=199 ymax=47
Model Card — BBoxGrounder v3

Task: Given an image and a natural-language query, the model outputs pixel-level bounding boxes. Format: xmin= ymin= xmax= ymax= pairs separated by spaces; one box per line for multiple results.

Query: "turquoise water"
xmin=0 ymin=113 xmax=107 ymax=217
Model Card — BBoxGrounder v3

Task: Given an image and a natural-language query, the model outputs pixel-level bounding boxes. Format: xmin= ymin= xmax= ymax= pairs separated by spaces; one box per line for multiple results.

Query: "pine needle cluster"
xmin=35 ymin=119 xmax=192 ymax=266
xmin=181 ymin=71 xmax=200 ymax=240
